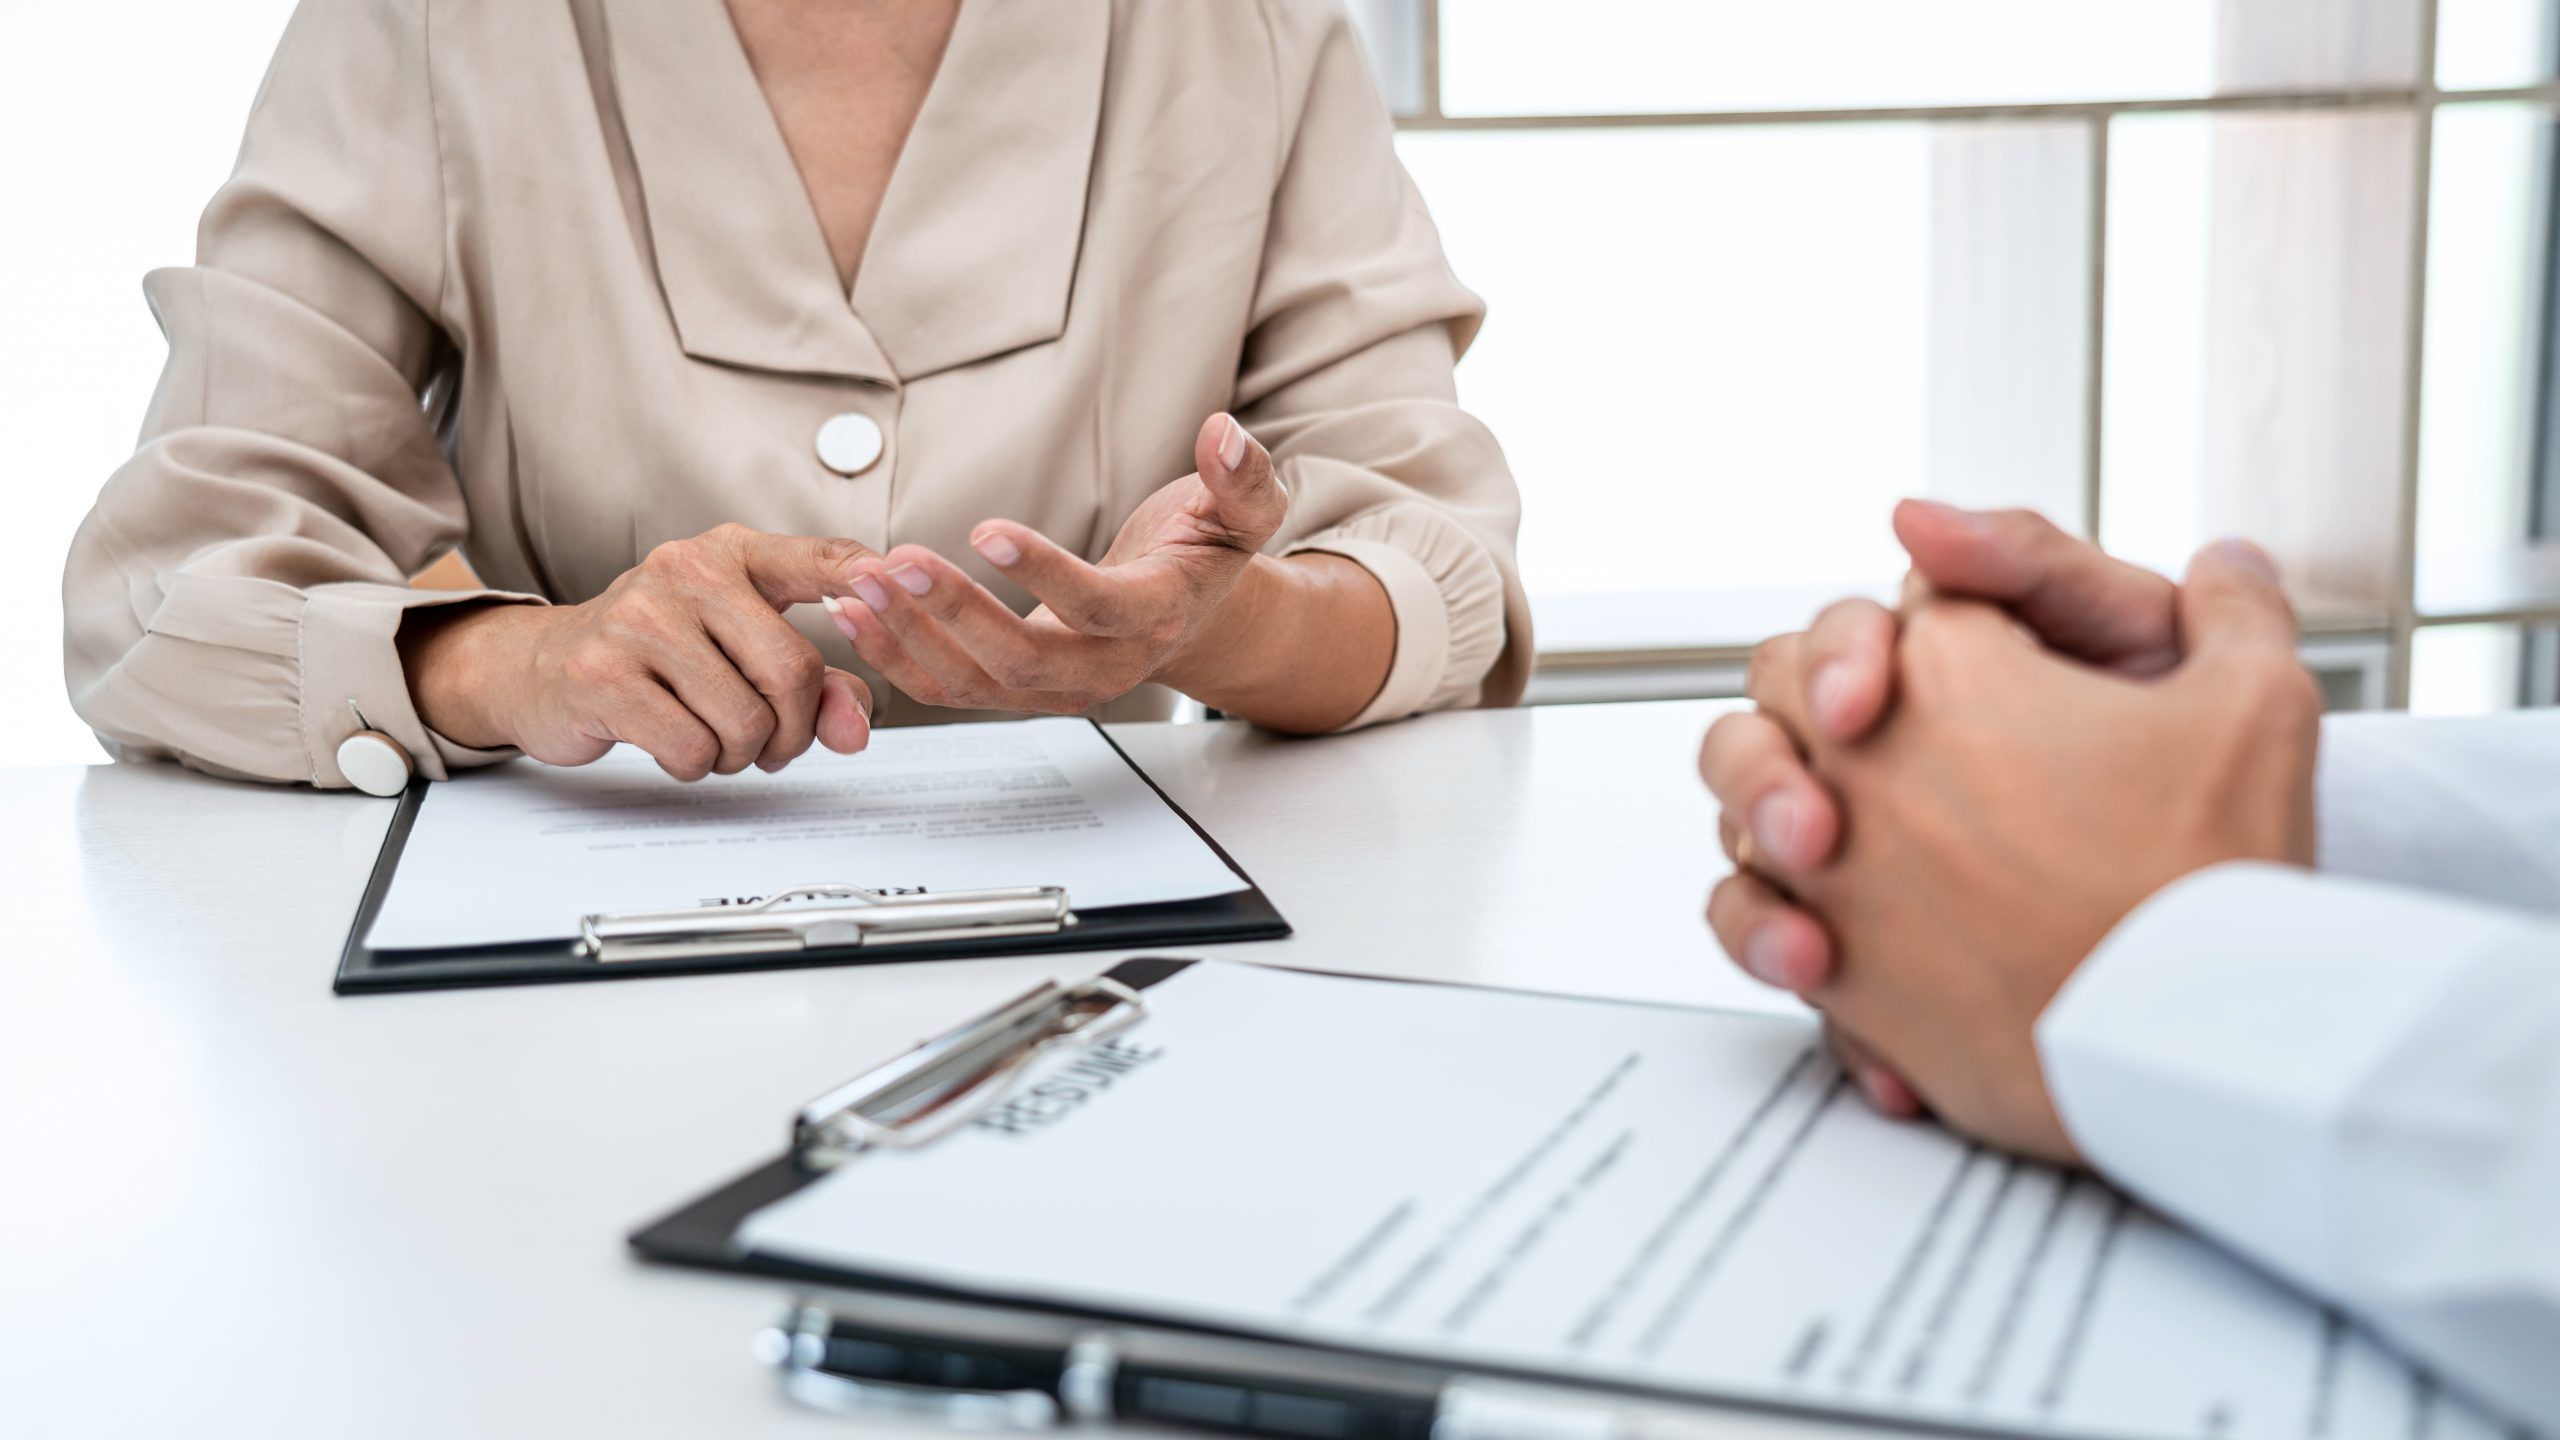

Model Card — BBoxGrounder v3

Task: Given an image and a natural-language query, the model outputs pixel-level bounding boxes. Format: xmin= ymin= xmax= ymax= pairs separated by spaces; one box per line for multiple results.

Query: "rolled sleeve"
xmin=1288 ymin=498 xmax=1508 ymax=729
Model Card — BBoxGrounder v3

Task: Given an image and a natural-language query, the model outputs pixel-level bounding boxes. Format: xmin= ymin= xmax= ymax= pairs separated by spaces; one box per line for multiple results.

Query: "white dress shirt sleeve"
xmin=2037 ymin=862 xmax=2560 ymax=1427
xmin=2318 ymin=710 xmax=2560 ymax=912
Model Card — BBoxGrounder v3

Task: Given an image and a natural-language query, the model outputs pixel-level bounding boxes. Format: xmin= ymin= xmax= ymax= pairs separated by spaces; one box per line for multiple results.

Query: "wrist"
xmin=397 ymin=601 xmax=546 ymax=749
xmin=1154 ymin=554 xmax=1287 ymax=696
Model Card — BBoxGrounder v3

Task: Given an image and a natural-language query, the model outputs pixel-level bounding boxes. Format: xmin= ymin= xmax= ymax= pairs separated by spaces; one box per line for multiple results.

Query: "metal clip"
xmin=757 ymin=1305 xmax=1062 ymax=1430
xmin=791 ymin=975 xmax=1148 ymax=1165
xmin=578 ymin=883 xmax=1072 ymax=964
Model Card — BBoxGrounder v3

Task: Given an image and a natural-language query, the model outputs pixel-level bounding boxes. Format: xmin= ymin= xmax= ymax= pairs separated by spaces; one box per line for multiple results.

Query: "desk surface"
xmin=2 ymin=699 xmax=1861 ymax=1439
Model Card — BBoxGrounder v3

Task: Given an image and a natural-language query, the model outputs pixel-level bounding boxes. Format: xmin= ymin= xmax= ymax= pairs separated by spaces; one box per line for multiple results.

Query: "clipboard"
xmin=627 ymin=959 xmax=1962 ymax=1439
xmin=628 ymin=958 xmax=2520 ymax=1440
xmin=332 ymin=727 xmax=1288 ymax=994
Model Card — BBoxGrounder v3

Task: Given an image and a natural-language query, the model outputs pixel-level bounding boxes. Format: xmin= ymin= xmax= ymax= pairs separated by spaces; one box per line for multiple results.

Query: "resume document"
xmin=364 ymin=718 xmax=1246 ymax=950
xmin=741 ymin=962 xmax=2527 ymax=1440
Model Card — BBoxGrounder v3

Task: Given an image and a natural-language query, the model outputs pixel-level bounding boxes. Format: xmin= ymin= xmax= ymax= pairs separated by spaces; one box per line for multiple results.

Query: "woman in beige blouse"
xmin=63 ymin=0 xmax=1528 ymax=788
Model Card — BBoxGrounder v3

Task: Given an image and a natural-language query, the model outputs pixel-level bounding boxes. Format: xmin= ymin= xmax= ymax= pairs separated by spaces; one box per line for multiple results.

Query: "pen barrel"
xmin=1105 ymin=1337 xmax=1444 ymax=1440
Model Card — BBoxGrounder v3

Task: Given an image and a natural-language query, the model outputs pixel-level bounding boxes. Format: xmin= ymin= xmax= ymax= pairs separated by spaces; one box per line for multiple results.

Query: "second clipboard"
xmin=330 ymin=723 xmax=1289 ymax=995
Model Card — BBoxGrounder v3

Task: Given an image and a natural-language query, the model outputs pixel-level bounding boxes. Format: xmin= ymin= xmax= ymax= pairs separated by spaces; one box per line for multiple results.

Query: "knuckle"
xmin=2235 ymin=655 xmax=2323 ymax=724
xmin=641 ymin=539 xmax=696 ymax=575
xmin=817 ymin=537 xmax=875 ymax=569
xmin=767 ymin=641 xmax=826 ymax=693
xmin=560 ymin=642 xmax=622 ymax=688
xmin=671 ymin=734 xmax=718 ymax=776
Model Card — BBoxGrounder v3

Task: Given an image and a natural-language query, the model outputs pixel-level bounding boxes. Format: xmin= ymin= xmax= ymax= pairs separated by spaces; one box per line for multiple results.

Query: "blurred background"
xmin=7 ymin=0 xmax=2559 ymax=763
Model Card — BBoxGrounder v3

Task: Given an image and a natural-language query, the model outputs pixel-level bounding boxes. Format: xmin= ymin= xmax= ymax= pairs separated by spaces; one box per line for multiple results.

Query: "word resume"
xmin=365 ymin=719 xmax=1244 ymax=950
xmin=741 ymin=962 xmax=2526 ymax=1440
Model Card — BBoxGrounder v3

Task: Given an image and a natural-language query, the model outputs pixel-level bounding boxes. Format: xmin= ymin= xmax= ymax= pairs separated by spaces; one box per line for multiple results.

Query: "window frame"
xmin=1371 ymin=0 xmax=2560 ymax=710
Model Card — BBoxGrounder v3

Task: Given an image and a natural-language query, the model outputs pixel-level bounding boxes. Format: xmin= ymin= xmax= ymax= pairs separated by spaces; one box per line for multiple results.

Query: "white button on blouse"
xmin=334 ymin=730 xmax=415 ymax=797
xmin=814 ymin=413 xmax=885 ymax=476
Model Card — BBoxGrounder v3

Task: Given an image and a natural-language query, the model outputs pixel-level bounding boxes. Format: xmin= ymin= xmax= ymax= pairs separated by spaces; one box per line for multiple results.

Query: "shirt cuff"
xmin=1284 ymin=503 xmax=1510 ymax=731
xmin=2036 ymin=860 xmax=2530 ymax=1286
xmin=298 ymin=581 xmax=543 ymax=787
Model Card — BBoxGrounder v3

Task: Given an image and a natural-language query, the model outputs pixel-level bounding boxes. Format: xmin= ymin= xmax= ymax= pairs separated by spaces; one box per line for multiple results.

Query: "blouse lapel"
xmin=605 ymin=0 xmax=1108 ymax=386
xmin=605 ymin=0 xmax=895 ymax=382
xmin=851 ymin=0 xmax=1110 ymax=380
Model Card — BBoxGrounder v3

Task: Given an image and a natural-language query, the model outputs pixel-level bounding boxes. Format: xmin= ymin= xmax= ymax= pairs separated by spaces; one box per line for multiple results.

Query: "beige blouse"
xmin=63 ymin=0 xmax=1529 ymax=789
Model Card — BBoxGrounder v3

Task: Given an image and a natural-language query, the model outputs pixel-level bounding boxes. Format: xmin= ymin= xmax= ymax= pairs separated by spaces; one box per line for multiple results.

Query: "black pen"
xmin=758 ymin=1293 xmax=1641 ymax=1440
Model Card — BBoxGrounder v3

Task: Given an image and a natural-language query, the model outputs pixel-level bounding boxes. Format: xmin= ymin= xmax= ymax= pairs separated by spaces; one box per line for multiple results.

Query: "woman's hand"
xmin=400 ymin=524 xmax=877 ymax=780
xmin=824 ymin=414 xmax=1293 ymax=715
xmin=1709 ymin=542 xmax=2322 ymax=1163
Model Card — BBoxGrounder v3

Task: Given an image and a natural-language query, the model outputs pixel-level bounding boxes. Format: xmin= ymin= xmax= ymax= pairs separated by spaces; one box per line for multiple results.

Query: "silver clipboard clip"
xmin=791 ymin=974 xmax=1149 ymax=1167
xmin=576 ymin=883 xmax=1074 ymax=964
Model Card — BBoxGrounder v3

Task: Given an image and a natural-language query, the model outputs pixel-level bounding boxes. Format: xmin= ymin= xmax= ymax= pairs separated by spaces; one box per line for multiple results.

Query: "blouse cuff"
xmin=298 ymin=581 xmax=543 ymax=786
xmin=1286 ymin=502 xmax=1509 ymax=731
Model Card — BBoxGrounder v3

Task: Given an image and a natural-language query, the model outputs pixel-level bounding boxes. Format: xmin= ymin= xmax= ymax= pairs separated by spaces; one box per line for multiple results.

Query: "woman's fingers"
xmin=832 ymin=553 xmax=1094 ymax=713
xmin=1707 ymin=870 xmax=1837 ymax=994
xmin=825 ymin=581 xmax=964 ymax=708
xmin=971 ymin=522 xmax=1143 ymax=637
xmin=814 ymin=668 xmax=873 ymax=754
xmin=1697 ymin=709 xmax=1838 ymax=873
xmin=1192 ymin=413 xmax=1288 ymax=546
xmin=649 ymin=625 xmax=778 ymax=775
xmin=697 ymin=590 xmax=827 ymax=771
xmin=599 ymin=676 xmax=723 ymax=782
xmin=866 ymin=545 xmax=1097 ymax=691
xmin=1799 ymin=599 xmax=1899 ymax=740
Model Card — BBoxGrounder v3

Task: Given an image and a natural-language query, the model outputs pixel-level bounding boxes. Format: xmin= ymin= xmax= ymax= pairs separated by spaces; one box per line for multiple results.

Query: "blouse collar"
xmin=608 ymin=0 xmax=1109 ymax=384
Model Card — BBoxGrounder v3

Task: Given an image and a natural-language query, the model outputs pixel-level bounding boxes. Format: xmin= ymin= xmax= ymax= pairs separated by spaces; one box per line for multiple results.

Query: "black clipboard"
xmin=333 ymin=729 xmax=1288 ymax=995
xmin=625 ymin=958 xmax=2082 ymax=1440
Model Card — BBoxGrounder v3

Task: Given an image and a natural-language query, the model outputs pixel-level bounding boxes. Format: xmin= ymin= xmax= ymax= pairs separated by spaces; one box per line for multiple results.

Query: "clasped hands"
xmin=405 ymin=414 xmax=1284 ymax=779
xmin=1699 ymin=501 xmax=2324 ymax=1163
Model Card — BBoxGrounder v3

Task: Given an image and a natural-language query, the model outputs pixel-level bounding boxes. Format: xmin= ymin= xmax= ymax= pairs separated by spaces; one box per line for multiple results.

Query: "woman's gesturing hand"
xmin=823 ymin=414 xmax=1290 ymax=714
xmin=401 ymin=524 xmax=878 ymax=780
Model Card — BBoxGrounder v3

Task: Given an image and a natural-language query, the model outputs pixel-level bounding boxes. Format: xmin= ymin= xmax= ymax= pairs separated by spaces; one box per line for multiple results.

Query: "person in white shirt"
xmin=1696 ymin=500 xmax=2560 ymax=1428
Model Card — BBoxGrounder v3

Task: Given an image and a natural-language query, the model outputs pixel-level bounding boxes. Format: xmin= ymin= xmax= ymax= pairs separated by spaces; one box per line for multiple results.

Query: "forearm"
xmin=1157 ymin=553 xmax=1393 ymax=733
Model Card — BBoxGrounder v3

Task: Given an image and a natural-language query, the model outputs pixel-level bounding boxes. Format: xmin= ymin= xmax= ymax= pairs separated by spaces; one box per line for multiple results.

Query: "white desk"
xmin=1 ymin=700 xmax=1865 ymax=1439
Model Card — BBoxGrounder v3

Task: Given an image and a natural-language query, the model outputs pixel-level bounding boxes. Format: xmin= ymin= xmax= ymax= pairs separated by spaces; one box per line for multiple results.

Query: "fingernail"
xmin=1740 ymin=932 xmax=1802 ymax=983
xmin=850 ymin=574 xmax=889 ymax=610
xmin=820 ymin=595 xmax=844 ymax=614
xmin=2200 ymin=537 xmax=2280 ymax=585
xmin=973 ymin=531 xmax=1022 ymax=568
xmin=1219 ymin=415 xmax=1249 ymax=471
xmin=1752 ymin=791 xmax=1804 ymax=868
xmin=1856 ymin=1068 xmax=1897 ymax=1112
xmin=889 ymin=564 xmax=932 ymax=596
xmin=1809 ymin=662 xmax=1855 ymax=734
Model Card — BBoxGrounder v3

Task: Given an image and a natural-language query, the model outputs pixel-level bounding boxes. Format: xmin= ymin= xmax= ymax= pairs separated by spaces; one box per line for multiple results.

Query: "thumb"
xmin=1892 ymin=499 xmax=2181 ymax=675
xmin=1193 ymin=413 xmax=1288 ymax=544
xmin=2176 ymin=538 xmax=2298 ymax=663
xmin=729 ymin=531 xmax=880 ymax=608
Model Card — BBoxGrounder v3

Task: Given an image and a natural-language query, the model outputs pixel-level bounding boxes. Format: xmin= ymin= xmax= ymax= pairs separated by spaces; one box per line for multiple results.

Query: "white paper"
xmin=741 ymin=962 xmax=2529 ymax=1440
xmin=365 ymin=718 xmax=1246 ymax=950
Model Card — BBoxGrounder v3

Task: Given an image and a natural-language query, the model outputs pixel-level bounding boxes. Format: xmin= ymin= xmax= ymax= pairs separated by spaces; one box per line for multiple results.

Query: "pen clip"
xmin=758 ymin=1305 xmax=1062 ymax=1430
xmin=793 ymin=975 xmax=1148 ymax=1166
xmin=579 ymin=883 xmax=1073 ymax=963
